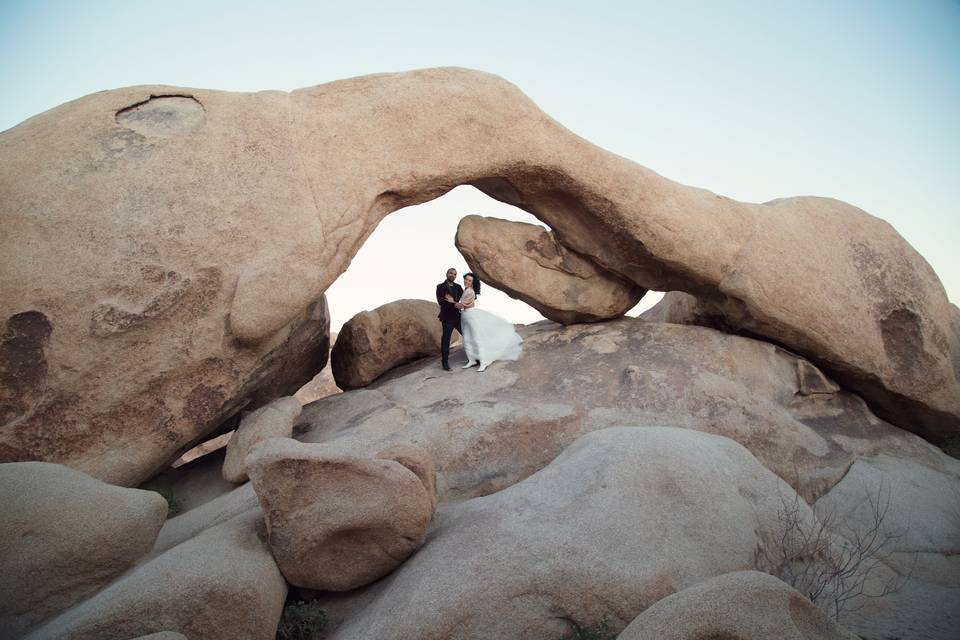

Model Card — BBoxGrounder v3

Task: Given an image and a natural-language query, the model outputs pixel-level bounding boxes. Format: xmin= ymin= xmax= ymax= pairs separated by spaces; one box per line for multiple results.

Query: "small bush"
xmin=942 ymin=436 xmax=960 ymax=460
xmin=755 ymin=477 xmax=912 ymax=623
xmin=559 ymin=617 xmax=616 ymax=640
xmin=277 ymin=599 xmax=327 ymax=640
xmin=154 ymin=487 xmax=180 ymax=518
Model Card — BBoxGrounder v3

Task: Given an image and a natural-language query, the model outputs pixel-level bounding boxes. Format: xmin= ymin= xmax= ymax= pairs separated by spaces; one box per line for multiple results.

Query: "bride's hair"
xmin=464 ymin=272 xmax=481 ymax=295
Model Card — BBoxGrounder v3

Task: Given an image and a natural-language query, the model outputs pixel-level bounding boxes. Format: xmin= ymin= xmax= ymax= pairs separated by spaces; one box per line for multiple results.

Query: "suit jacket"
xmin=436 ymin=281 xmax=464 ymax=322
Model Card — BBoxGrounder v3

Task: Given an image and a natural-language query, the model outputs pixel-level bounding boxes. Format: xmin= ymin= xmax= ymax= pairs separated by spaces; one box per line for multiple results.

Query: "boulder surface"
xmin=320 ymin=427 xmax=818 ymax=639
xmin=2 ymin=69 xmax=956 ymax=489
xmin=331 ymin=299 xmax=441 ymax=389
xmin=26 ymin=510 xmax=286 ymax=640
xmin=300 ymin=318 xmax=957 ymax=505
xmin=617 ymin=571 xmax=858 ymax=640
xmin=222 ymin=396 xmax=302 ymax=483
xmin=455 ymin=214 xmax=645 ymax=323
xmin=134 ymin=319 xmax=960 ymax=640
xmin=0 ymin=462 xmax=167 ymax=637
xmin=246 ymin=437 xmax=436 ymax=591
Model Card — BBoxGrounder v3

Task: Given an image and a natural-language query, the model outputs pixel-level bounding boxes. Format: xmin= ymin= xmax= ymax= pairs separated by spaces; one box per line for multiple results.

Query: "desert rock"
xmin=300 ymin=318 xmax=955 ymax=505
xmin=321 ymin=427 xmax=819 ymax=639
xmin=331 ymin=299 xmax=441 ymax=389
xmin=0 ymin=462 xmax=167 ymax=637
xmin=246 ymin=437 xmax=435 ymax=590
xmin=222 ymin=396 xmax=302 ymax=483
xmin=617 ymin=571 xmax=858 ymax=640
xmin=0 ymin=265 xmax=328 ymax=486
xmin=375 ymin=442 xmax=438 ymax=511
xmin=27 ymin=510 xmax=286 ymax=640
xmin=455 ymin=214 xmax=645 ymax=323
xmin=2 ymin=70 xmax=956 ymax=489
xmin=137 ymin=319 xmax=960 ymax=640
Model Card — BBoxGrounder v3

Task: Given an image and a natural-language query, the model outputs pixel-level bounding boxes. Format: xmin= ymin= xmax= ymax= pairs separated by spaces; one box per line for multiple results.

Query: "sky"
xmin=2 ymin=0 xmax=958 ymax=331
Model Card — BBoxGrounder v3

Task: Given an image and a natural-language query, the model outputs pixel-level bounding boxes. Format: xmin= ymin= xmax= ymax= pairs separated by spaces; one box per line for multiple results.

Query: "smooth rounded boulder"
xmin=617 ymin=571 xmax=858 ymax=640
xmin=318 ymin=427 xmax=821 ymax=639
xmin=455 ymin=215 xmax=645 ymax=324
xmin=331 ymin=299 xmax=441 ymax=389
xmin=222 ymin=396 xmax=302 ymax=484
xmin=26 ymin=510 xmax=286 ymax=640
xmin=245 ymin=438 xmax=436 ymax=591
xmin=0 ymin=462 xmax=168 ymax=637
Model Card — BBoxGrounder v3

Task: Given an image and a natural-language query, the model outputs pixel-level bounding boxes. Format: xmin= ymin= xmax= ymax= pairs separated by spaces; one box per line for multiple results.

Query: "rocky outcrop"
xmin=0 ymin=276 xmax=329 ymax=486
xmin=331 ymin=299 xmax=441 ymax=389
xmin=317 ymin=427 xmax=818 ymax=639
xmin=2 ymin=69 xmax=955 ymax=487
xmin=246 ymin=438 xmax=436 ymax=590
xmin=128 ymin=319 xmax=960 ymax=640
xmin=0 ymin=462 xmax=167 ymax=637
xmin=617 ymin=571 xmax=858 ymax=640
xmin=297 ymin=318 xmax=960 ymax=640
xmin=300 ymin=318 xmax=959 ymax=505
xmin=222 ymin=396 xmax=301 ymax=483
xmin=26 ymin=510 xmax=286 ymax=640
xmin=455 ymin=215 xmax=645 ymax=323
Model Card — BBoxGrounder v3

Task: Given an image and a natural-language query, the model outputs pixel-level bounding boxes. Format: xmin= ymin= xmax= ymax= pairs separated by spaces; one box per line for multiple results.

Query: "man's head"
xmin=446 ymin=268 xmax=457 ymax=283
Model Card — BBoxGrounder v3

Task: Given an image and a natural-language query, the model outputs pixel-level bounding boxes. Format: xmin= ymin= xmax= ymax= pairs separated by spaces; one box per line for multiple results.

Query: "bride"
xmin=457 ymin=272 xmax=523 ymax=371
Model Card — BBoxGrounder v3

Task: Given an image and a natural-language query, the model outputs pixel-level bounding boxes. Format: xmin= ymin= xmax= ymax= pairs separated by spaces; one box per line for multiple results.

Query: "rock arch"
xmin=1 ymin=67 xmax=957 ymax=484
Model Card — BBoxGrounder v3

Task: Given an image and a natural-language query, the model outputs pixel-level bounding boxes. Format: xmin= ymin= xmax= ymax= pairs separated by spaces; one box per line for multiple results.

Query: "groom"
xmin=436 ymin=267 xmax=464 ymax=371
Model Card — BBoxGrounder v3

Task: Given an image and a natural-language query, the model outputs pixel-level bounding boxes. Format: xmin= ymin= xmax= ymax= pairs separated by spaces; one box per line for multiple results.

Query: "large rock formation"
xmin=291 ymin=319 xmax=960 ymax=640
xmin=0 ymin=280 xmax=329 ymax=485
xmin=26 ymin=510 xmax=286 ymax=640
xmin=316 ymin=427 xmax=819 ymax=639
xmin=222 ymin=395 xmax=301 ymax=483
xmin=246 ymin=438 xmax=436 ymax=590
xmin=617 ymin=571 xmax=858 ymax=640
xmin=0 ymin=462 xmax=167 ymax=637
xmin=331 ymin=299 xmax=441 ymax=389
xmin=123 ymin=319 xmax=960 ymax=640
xmin=1 ymin=68 xmax=956 ymax=488
xmin=455 ymin=214 xmax=645 ymax=323
xmin=300 ymin=318 xmax=957 ymax=505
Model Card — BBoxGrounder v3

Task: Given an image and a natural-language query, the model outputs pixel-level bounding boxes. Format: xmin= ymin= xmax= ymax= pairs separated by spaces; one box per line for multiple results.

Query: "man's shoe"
xmin=442 ymin=363 xmax=452 ymax=371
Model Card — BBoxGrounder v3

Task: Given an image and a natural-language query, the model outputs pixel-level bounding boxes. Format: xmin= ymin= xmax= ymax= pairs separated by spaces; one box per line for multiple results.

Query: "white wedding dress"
xmin=459 ymin=287 xmax=522 ymax=370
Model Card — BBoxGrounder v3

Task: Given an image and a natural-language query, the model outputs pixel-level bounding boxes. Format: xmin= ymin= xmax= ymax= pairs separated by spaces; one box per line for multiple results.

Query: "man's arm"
xmin=437 ymin=283 xmax=455 ymax=312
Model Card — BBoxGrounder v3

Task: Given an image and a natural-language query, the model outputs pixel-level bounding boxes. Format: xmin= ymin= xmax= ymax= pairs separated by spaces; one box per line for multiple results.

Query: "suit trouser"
xmin=440 ymin=317 xmax=463 ymax=365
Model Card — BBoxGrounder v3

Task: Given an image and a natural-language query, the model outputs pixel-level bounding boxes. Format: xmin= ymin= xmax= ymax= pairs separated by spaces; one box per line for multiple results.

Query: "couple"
xmin=436 ymin=267 xmax=523 ymax=372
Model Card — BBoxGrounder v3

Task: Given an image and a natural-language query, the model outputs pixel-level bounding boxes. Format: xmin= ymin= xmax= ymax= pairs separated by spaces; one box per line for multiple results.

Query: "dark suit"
xmin=436 ymin=281 xmax=464 ymax=366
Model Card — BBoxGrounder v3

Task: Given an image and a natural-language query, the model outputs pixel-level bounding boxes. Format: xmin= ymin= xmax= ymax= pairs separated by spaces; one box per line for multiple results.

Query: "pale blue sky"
xmin=2 ymin=1 xmax=958 ymax=330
